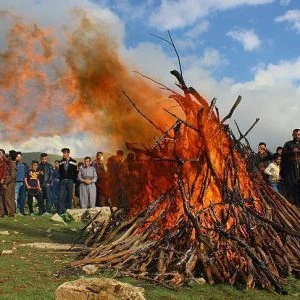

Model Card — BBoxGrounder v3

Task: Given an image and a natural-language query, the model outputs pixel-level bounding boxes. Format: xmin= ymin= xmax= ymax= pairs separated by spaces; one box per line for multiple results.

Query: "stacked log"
xmin=72 ymin=69 xmax=300 ymax=294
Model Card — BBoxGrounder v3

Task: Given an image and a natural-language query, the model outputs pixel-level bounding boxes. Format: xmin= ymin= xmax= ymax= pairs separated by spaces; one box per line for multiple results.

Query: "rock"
xmin=46 ymin=228 xmax=51 ymax=233
xmin=84 ymin=207 xmax=115 ymax=224
xmin=66 ymin=209 xmax=87 ymax=222
xmin=195 ymin=277 xmax=206 ymax=285
xmin=0 ymin=231 xmax=9 ymax=236
xmin=13 ymin=231 xmax=19 ymax=235
xmin=19 ymin=242 xmax=83 ymax=250
xmin=1 ymin=250 xmax=13 ymax=255
xmin=50 ymin=213 xmax=66 ymax=225
xmin=82 ymin=264 xmax=99 ymax=275
xmin=56 ymin=278 xmax=145 ymax=300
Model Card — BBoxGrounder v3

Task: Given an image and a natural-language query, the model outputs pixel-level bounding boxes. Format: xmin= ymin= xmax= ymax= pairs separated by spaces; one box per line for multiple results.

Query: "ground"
xmin=0 ymin=216 xmax=299 ymax=300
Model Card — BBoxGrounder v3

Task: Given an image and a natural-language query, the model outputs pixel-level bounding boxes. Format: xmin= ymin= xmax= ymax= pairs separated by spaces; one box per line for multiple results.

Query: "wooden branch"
xmin=178 ymin=178 xmax=212 ymax=249
xmin=122 ymin=91 xmax=165 ymax=134
xmin=238 ymin=118 xmax=260 ymax=142
xmin=221 ymin=95 xmax=242 ymax=124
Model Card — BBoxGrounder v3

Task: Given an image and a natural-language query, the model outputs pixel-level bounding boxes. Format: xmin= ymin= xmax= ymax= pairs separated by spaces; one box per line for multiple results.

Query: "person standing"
xmin=15 ymin=152 xmax=29 ymax=215
xmin=38 ymin=153 xmax=53 ymax=213
xmin=106 ymin=150 xmax=125 ymax=207
xmin=58 ymin=148 xmax=77 ymax=215
xmin=24 ymin=160 xmax=45 ymax=215
xmin=78 ymin=156 xmax=97 ymax=209
xmin=3 ymin=150 xmax=17 ymax=217
xmin=51 ymin=160 xmax=60 ymax=211
xmin=264 ymin=154 xmax=282 ymax=194
xmin=281 ymin=129 xmax=300 ymax=207
xmin=92 ymin=151 xmax=107 ymax=206
xmin=0 ymin=150 xmax=7 ymax=217
xmin=256 ymin=142 xmax=273 ymax=181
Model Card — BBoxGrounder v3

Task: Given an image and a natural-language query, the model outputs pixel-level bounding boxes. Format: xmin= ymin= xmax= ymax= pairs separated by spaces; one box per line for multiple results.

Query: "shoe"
xmin=30 ymin=213 xmax=35 ymax=217
xmin=42 ymin=212 xmax=50 ymax=216
xmin=17 ymin=213 xmax=24 ymax=217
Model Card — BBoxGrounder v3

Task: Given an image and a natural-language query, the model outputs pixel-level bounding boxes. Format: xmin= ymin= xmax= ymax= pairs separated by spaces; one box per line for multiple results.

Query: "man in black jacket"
xmin=281 ymin=129 xmax=300 ymax=207
xmin=38 ymin=153 xmax=53 ymax=213
xmin=58 ymin=148 xmax=77 ymax=214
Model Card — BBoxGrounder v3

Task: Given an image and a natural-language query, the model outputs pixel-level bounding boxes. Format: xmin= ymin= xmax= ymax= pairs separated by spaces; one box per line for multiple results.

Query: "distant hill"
xmin=22 ymin=152 xmax=62 ymax=165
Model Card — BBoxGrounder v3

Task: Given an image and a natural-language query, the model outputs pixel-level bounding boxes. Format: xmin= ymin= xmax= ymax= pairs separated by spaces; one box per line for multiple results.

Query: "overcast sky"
xmin=0 ymin=0 xmax=299 ymax=157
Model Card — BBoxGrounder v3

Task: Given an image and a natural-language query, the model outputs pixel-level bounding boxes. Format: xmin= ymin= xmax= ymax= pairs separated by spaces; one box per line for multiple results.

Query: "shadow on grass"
xmin=0 ymin=217 xmax=84 ymax=245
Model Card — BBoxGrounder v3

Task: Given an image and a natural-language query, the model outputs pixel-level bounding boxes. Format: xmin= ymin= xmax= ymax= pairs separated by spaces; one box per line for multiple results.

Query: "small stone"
xmin=82 ymin=264 xmax=99 ymax=275
xmin=0 ymin=231 xmax=9 ymax=236
xmin=1 ymin=250 xmax=13 ymax=255
xmin=50 ymin=213 xmax=66 ymax=225
xmin=1 ymin=240 xmax=5 ymax=243
xmin=46 ymin=228 xmax=51 ymax=233
xmin=13 ymin=231 xmax=19 ymax=235
xmin=195 ymin=277 xmax=206 ymax=284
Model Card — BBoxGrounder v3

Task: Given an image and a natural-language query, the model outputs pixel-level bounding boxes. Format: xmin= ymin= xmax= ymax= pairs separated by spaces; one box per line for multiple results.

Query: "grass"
xmin=0 ymin=216 xmax=299 ymax=299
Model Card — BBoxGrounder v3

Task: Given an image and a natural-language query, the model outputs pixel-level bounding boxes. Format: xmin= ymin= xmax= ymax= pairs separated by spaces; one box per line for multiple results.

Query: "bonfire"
xmin=72 ymin=38 xmax=300 ymax=295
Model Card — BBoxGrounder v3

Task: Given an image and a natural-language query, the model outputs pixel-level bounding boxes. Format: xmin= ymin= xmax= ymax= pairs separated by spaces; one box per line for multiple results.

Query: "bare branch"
xmin=122 ymin=91 xmax=165 ymax=134
xmin=221 ymin=95 xmax=242 ymax=124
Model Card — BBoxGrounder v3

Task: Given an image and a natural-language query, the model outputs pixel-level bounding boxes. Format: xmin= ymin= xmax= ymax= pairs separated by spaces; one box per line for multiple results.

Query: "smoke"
xmin=0 ymin=10 xmax=176 ymax=150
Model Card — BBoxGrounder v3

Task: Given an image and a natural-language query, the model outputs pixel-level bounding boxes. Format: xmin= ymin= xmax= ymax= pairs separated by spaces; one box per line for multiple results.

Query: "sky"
xmin=0 ymin=0 xmax=299 ymax=157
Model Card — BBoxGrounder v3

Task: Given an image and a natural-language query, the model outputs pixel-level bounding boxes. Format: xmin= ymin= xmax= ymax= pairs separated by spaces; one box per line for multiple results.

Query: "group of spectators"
xmin=257 ymin=128 xmax=300 ymax=207
xmin=0 ymin=148 xmax=127 ymax=217
xmin=1 ymin=128 xmax=299 ymax=217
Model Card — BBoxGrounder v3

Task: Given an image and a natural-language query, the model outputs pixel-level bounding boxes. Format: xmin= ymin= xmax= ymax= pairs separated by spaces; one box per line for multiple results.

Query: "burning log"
xmin=71 ymin=58 xmax=299 ymax=295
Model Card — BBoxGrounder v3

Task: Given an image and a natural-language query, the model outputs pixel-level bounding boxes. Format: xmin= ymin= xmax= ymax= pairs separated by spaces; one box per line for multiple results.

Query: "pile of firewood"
xmin=72 ymin=64 xmax=299 ymax=294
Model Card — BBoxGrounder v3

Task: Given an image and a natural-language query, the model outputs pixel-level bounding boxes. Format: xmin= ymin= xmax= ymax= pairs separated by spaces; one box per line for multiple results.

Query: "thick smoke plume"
xmin=0 ymin=10 xmax=174 ymax=149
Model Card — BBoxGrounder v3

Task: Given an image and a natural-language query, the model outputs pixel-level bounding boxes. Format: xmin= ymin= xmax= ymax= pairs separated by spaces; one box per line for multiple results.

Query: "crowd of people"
xmin=0 ymin=128 xmax=299 ymax=217
xmin=0 ymin=148 xmax=131 ymax=217
xmin=257 ymin=128 xmax=300 ymax=207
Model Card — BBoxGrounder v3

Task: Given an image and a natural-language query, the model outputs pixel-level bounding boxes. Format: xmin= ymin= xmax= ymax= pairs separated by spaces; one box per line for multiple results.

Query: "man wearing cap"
xmin=58 ymin=148 xmax=77 ymax=215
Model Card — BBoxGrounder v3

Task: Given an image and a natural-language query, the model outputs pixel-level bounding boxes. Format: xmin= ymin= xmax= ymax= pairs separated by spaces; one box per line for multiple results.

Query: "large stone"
xmin=83 ymin=207 xmax=114 ymax=223
xmin=65 ymin=207 xmax=115 ymax=224
xmin=66 ymin=209 xmax=87 ymax=222
xmin=55 ymin=278 xmax=145 ymax=300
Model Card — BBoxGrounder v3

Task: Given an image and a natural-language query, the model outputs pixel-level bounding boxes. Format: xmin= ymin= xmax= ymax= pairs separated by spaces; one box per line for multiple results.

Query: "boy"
xmin=264 ymin=154 xmax=282 ymax=194
xmin=24 ymin=160 xmax=45 ymax=215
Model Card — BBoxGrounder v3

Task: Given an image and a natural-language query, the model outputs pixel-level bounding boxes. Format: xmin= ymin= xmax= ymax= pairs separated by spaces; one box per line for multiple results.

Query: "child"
xmin=264 ymin=154 xmax=282 ymax=194
xmin=24 ymin=160 xmax=46 ymax=215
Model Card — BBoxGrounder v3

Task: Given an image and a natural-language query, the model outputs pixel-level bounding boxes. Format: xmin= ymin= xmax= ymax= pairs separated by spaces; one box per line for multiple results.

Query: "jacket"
xmin=59 ymin=158 xmax=77 ymax=181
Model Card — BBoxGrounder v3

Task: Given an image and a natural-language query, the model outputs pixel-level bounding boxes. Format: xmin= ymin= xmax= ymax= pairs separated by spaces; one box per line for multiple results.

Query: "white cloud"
xmin=122 ymin=39 xmax=300 ymax=152
xmin=185 ymin=20 xmax=210 ymax=38
xmin=0 ymin=0 xmax=124 ymax=41
xmin=149 ymin=0 xmax=274 ymax=30
xmin=275 ymin=9 xmax=300 ymax=33
xmin=227 ymin=28 xmax=261 ymax=51
xmin=280 ymin=0 xmax=291 ymax=6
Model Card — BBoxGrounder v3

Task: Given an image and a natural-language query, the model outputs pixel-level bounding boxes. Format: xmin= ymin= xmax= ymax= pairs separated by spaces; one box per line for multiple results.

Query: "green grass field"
xmin=0 ymin=216 xmax=299 ymax=300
